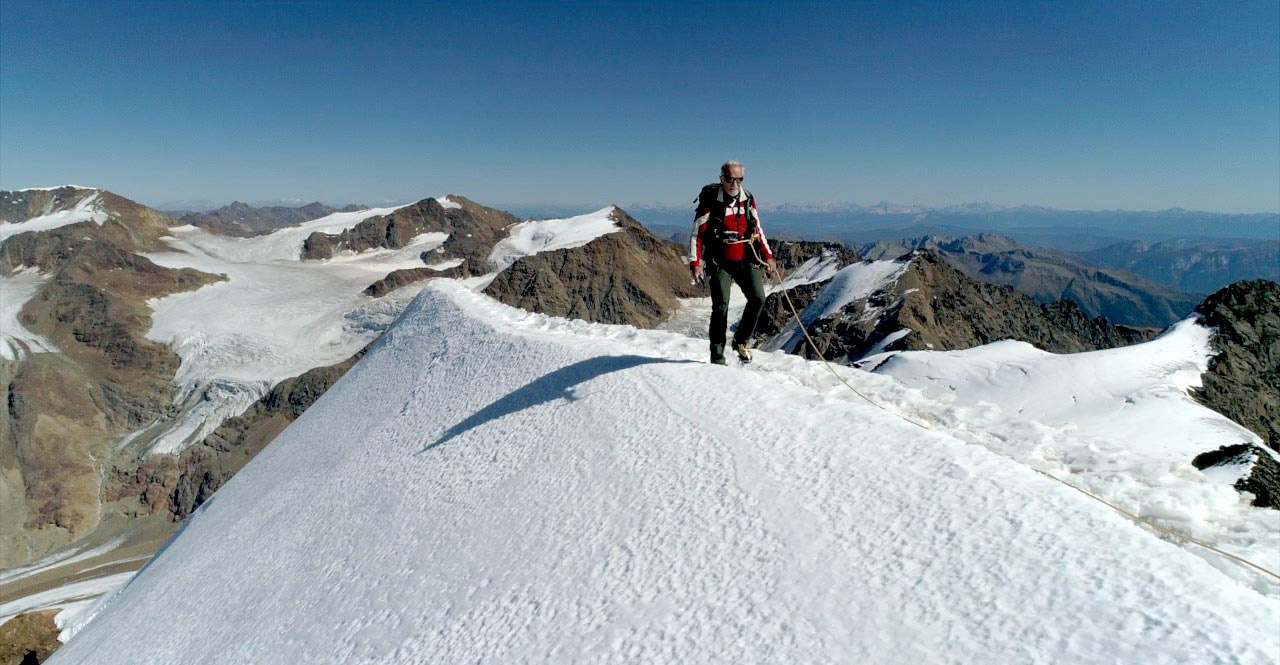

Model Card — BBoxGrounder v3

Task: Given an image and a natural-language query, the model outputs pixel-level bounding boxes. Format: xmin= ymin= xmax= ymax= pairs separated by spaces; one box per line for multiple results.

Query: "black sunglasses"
xmin=721 ymin=176 xmax=744 ymax=184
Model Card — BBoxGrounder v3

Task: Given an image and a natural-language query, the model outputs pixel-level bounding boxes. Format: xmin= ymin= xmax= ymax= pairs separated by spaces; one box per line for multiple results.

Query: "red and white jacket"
xmin=689 ymin=186 xmax=774 ymax=269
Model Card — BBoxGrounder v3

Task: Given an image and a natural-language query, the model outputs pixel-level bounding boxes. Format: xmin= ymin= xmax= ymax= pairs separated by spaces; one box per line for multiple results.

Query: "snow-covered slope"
xmin=0 ymin=267 xmax=57 ymax=359
xmin=862 ymin=321 xmax=1278 ymax=579
xmin=53 ymin=280 xmax=1279 ymax=664
xmin=0 ymin=190 xmax=106 ymax=241
xmin=487 ymin=206 xmax=621 ymax=271
xmin=761 ymin=259 xmax=909 ymax=353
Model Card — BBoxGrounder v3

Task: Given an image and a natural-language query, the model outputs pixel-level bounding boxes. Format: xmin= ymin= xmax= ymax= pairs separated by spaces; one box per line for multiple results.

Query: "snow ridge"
xmin=53 ymin=280 xmax=1280 ymax=664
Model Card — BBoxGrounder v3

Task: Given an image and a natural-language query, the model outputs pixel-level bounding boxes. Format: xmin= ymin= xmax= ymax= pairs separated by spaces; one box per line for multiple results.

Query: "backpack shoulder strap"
xmin=696 ymin=183 xmax=720 ymax=210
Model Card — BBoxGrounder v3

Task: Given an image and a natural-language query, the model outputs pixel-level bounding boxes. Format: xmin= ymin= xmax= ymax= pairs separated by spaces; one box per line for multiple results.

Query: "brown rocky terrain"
xmin=0 ymin=609 xmax=59 ymax=664
xmin=1 ymin=188 xmax=222 ymax=566
xmin=1191 ymin=280 xmax=1280 ymax=451
xmin=483 ymin=207 xmax=702 ymax=327
xmin=858 ymin=234 xmax=1199 ymax=328
xmin=180 ymin=201 xmax=364 ymax=237
xmin=754 ymin=249 xmax=1156 ymax=363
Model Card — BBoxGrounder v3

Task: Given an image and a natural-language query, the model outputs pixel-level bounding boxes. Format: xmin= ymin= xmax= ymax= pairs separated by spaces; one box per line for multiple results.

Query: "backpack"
xmin=695 ymin=183 xmax=758 ymax=263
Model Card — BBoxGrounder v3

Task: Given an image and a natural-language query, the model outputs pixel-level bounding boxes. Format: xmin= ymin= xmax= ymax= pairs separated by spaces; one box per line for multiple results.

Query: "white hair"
xmin=720 ymin=161 xmax=744 ymax=177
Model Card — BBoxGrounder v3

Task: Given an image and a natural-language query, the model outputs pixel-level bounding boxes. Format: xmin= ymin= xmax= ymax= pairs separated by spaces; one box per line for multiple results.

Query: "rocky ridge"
xmin=1 ymin=188 xmax=223 ymax=565
xmin=483 ymin=208 xmax=702 ymax=327
xmin=1192 ymin=280 xmax=1280 ymax=451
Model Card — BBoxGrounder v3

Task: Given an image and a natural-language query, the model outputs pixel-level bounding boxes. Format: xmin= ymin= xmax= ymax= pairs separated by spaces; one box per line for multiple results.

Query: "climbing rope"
xmin=729 ymin=238 xmax=1280 ymax=583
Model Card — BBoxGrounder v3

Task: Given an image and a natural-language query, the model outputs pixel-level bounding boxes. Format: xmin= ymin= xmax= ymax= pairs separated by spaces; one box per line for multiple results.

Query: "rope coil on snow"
xmin=738 ymin=239 xmax=1280 ymax=583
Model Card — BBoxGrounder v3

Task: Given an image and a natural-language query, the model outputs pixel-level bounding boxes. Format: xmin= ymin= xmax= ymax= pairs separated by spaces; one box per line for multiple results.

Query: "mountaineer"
xmin=689 ymin=160 xmax=777 ymax=365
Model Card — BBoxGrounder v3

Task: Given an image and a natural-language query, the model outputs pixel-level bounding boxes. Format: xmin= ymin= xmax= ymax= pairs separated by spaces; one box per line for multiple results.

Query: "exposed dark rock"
xmin=857 ymin=234 xmax=1199 ymax=328
xmin=1192 ymin=280 xmax=1280 ymax=450
xmin=482 ymin=207 xmax=701 ymax=327
xmin=1192 ymin=444 xmax=1280 ymax=509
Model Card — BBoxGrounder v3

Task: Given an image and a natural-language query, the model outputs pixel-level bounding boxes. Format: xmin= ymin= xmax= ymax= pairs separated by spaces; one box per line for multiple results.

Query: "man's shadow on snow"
xmin=420 ymin=355 xmax=693 ymax=453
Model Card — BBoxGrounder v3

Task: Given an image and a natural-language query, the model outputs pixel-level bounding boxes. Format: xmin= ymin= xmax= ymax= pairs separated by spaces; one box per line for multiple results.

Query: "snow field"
xmin=54 ymin=280 xmax=1280 ymax=664
xmin=487 ymin=206 xmax=622 ymax=271
xmin=135 ymin=213 xmax=438 ymax=454
xmin=860 ymin=323 xmax=1279 ymax=590
xmin=135 ymin=204 xmax=629 ymax=455
xmin=0 ymin=572 xmax=135 ymax=626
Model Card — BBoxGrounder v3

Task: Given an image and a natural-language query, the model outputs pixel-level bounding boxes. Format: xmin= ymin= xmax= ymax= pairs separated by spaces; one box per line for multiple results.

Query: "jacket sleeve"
xmin=690 ymin=211 xmax=709 ymax=268
xmin=751 ymin=200 xmax=773 ymax=262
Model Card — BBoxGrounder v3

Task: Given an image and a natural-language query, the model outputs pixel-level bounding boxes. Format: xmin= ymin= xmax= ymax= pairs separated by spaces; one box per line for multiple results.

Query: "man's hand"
xmin=765 ymin=258 xmax=777 ymax=275
xmin=691 ymin=263 xmax=704 ymax=281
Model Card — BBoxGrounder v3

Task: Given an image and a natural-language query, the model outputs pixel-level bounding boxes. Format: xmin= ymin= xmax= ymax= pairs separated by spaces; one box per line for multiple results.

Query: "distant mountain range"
xmin=615 ymin=201 xmax=1278 ymax=252
xmin=857 ymin=234 xmax=1200 ymax=328
xmin=1079 ymin=239 xmax=1280 ymax=295
xmin=176 ymin=201 xmax=366 ymax=236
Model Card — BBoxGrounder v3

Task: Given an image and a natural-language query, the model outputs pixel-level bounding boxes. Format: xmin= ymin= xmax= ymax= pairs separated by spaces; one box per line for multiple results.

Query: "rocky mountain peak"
xmin=483 ymin=206 xmax=701 ymax=327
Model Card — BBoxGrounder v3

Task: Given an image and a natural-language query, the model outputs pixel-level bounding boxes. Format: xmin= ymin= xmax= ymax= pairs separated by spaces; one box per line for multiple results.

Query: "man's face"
xmin=721 ymin=166 xmax=744 ymax=197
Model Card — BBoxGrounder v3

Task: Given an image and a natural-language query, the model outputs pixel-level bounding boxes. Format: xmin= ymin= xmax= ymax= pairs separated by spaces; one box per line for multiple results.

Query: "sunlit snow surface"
xmin=861 ymin=320 xmax=1278 ymax=576
xmin=0 ymin=191 xmax=107 ymax=241
xmin=0 ymin=267 xmax=57 ymax=359
xmin=487 ymin=206 xmax=621 ymax=271
xmin=55 ymin=281 xmax=1279 ymax=664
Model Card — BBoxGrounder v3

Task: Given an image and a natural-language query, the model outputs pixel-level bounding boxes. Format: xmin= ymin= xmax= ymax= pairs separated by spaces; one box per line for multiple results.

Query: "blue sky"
xmin=1 ymin=1 xmax=1277 ymax=212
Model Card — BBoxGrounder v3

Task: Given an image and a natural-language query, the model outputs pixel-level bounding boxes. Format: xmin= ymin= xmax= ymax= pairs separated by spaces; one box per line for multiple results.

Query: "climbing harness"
xmin=740 ymin=239 xmax=1280 ymax=584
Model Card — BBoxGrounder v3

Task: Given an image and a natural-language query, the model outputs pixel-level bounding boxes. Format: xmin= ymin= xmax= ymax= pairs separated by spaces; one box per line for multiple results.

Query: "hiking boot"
xmin=710 ymin=357 xmax=727 ymax=366
xmin=733 ymin=341 xmax=752 ymax=364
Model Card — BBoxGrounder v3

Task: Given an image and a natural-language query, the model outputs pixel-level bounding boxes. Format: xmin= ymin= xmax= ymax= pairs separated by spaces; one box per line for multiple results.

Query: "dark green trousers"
xmin=708 ymin=260 xmax=765 ymax=362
